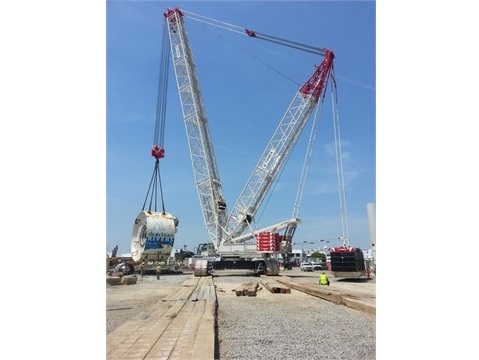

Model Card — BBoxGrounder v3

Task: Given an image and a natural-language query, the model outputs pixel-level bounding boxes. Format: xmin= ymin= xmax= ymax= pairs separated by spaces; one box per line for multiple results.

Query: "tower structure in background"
xmin=366 ymin=202 xmax=376 ymax=266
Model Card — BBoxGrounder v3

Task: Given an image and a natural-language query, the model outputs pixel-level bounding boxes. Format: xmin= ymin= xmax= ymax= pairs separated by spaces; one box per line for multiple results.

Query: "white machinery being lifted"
xmin=163 ymin=8 xmax=337 ymax=276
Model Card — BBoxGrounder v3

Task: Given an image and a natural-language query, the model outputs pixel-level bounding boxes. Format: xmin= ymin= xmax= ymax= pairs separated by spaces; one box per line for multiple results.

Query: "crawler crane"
xmin=163 ymin=8 xmax=340 ymax=276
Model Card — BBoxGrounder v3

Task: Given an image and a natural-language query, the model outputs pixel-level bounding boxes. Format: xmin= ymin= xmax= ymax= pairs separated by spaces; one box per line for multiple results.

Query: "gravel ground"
xmin=106 ymin=272 xmax=376 ymax=359
xmin=214 ymin=275 xmax=376 ymax=360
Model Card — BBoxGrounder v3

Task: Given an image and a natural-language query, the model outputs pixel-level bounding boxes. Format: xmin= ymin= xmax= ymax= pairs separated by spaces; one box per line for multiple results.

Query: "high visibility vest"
xmin=320 ymin=273 xmax=329 ymax=285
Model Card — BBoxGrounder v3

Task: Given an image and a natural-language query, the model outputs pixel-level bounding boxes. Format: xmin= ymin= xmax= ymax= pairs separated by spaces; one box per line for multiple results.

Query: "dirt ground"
xmin=106 ymin=273 xmax=192 ymax=334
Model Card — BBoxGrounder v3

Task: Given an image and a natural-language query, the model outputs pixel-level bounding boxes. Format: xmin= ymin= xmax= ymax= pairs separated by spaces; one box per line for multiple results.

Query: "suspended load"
xmin=131 ymin=211 xmax=179 ymax=262
xmin=129 ymin=16 xmax=179 ymax=264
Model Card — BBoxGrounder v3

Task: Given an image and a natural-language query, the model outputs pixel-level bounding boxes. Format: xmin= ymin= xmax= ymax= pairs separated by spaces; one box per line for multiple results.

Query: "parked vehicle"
xmin=279 ymin=260 xmax=293 ymax=270
xmin=310 ymin=261 xmax=322 ymax=271
xmin=300 ymin=261 xmax=314 ymax=272
xmin=113 ymin=262 xmax=136 ymax=275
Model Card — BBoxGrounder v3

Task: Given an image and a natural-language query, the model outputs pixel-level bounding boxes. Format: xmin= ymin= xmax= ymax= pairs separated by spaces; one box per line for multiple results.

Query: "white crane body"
xmin=226 ymin=91 xmax=319 ymax=242
xmin=163 ymin=8 xmax=335 ymax=275
xmin=165 ymin=9 xmax=228 ymax=249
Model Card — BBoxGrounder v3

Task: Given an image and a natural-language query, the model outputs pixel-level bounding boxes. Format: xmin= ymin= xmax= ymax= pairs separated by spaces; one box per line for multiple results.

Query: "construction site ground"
xmin=106 ymin=267 xmax=376 ymax=359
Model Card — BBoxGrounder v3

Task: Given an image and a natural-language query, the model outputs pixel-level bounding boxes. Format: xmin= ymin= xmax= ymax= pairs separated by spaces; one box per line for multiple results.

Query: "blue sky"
xmin=107 ymin=0 xmax=376 ymax=255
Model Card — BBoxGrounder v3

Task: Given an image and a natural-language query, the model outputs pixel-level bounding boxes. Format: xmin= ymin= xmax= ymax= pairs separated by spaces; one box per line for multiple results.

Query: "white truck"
xmin=310 ymin=260 xmax=322 ymax=271
xmin=300 ymin=261 xmax=314 ymax=272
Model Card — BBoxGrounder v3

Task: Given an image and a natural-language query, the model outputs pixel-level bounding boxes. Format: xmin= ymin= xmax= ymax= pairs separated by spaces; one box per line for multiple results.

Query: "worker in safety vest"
xmin=319 ymin=271 xmax=330 ymax=286
xmin=156 ymin=263 xmax=162 ymax=280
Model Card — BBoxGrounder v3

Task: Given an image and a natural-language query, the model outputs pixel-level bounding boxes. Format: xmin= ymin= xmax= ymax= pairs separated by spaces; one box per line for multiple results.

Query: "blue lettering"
xmin=144 ymin=235 xmax=175 ymax=250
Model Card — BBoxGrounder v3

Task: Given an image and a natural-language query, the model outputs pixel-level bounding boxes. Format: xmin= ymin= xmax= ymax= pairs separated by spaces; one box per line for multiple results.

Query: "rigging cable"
xmin=292 ymin=100 xmax=323 ymax=219
xmin=292 ymin=65 xmax=333 ymax=220
xmin=330 ymin=66 xmax=350 ymax=247
xmin=182 ymin=10 xmax=301 ymax=87
xmin=142 ymin=21 xmax=170 ymax=213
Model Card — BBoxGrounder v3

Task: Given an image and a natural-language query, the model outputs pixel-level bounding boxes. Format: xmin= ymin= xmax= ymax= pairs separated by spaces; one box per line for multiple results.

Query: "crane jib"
xmin=299 ymin=50 xmax=334 ymax=102
xmin=164 ymin=8 xmax=184 ymax=20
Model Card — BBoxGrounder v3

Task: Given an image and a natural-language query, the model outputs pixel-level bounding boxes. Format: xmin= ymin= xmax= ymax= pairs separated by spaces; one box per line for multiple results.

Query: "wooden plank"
xmin=232 ymin=281 xmax=260 ymax=296
xmin=261 ymin=280 xmax=291 ymax=294
xmin=106 ymin=275 xmax=217 ymax=360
